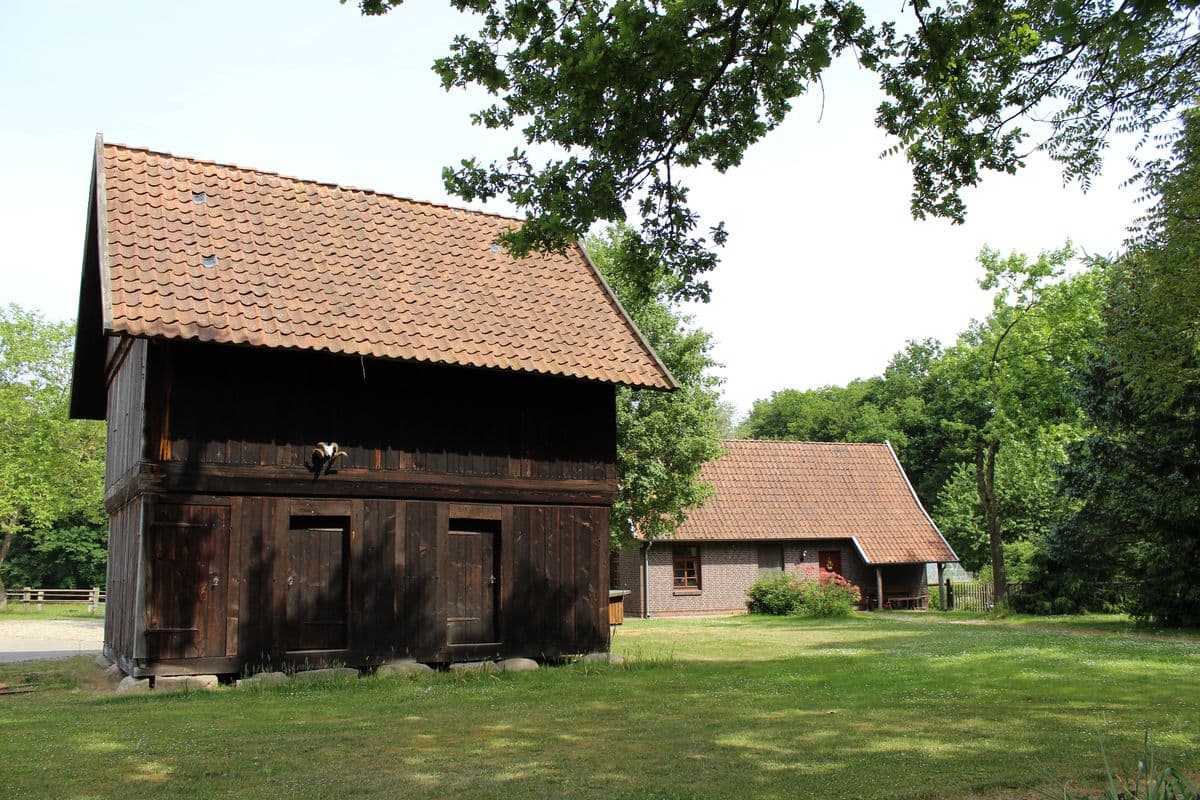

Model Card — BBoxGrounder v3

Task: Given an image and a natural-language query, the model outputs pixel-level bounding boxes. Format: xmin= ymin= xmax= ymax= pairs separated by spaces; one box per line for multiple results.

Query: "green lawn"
xmin=0 ymin=602 xmax=104 ymax=620
xmin=0 ymin=614 xmax=1196 ymax=799
xmin=915 ymin=609 xmax=1200 ymax=637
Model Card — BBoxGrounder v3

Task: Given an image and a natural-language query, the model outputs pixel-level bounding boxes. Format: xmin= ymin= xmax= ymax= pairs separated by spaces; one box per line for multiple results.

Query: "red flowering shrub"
xmin=798 ymin=572 xmax=861 ymax=617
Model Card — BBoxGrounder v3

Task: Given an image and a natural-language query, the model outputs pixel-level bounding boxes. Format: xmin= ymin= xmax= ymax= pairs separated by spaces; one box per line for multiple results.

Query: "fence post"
xmin=936 ymin=563 xmax=945 ymax=611
xmin=36 ymin=589 xmax=44 ymax=611
xmin=23 ymin=586 xmax=31 ymax=609
xmin=89 ymin=587 xmax=99 ymax=613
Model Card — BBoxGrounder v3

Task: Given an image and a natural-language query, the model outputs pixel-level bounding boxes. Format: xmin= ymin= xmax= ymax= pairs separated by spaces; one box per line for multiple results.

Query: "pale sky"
xmin=0 ymin=1 xmax=1142 ymax=417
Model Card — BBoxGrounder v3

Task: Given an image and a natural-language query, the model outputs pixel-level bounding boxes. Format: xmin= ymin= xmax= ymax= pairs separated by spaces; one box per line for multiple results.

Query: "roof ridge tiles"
xmin=105 ymin=140 xmax=528 ymax=225
xmin=721 ymin=438 xmax=891 ymax=447
xmin=94 ymin=140 xmax=675 ymax=391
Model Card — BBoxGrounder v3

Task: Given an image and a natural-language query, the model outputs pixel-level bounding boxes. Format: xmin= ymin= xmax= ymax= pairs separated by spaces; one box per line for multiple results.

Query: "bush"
xmin=797 ymin=573 xmax=861 ymax=617
xmin=747 ymin=572 xmax=862 ymax=617
xmin=746 ymin=573 xmax=804 ymax=615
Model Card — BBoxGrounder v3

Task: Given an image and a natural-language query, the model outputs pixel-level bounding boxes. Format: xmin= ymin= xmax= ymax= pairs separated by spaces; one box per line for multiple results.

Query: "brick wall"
xmin=615 ymin=545 xmax=645 ymax=617
xmin=616 ymin=539 xmax=887 ymax=617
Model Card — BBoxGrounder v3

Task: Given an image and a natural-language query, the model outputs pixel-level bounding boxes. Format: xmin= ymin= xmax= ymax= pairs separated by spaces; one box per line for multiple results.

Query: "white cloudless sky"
xmin=0 ymin=0 xmax=1142 ymax=416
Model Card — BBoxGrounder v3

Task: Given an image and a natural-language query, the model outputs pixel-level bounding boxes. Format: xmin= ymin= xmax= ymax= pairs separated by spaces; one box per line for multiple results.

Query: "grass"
xmin=0 ymin=602 xmax=105 ymax=621
xmin=0 ymin=613 xmax=1197 ymax=799
xmin=914 ymin=610 xmax=1200 ymax=638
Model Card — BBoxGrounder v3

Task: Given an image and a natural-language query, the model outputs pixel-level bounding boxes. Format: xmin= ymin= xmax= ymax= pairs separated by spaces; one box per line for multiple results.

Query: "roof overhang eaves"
xmin=67 ymin=135 xmax=111 ymax=421
xmin=94 ymin=134 xmax=113 ymax=334
xmin=884 ymin=440 xmax=959 ymax=563
xmin=105 ymin=324 xmax=671 ymax=390
xmin=574 ymin=243 xmax=678 ymax=392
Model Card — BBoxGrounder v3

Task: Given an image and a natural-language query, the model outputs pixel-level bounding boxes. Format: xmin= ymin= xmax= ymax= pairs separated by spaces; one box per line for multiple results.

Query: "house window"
xmin=673 ymin=545 xmax=701 ymax=590
xmin=757 ymin=543 xmax=784 ymax=576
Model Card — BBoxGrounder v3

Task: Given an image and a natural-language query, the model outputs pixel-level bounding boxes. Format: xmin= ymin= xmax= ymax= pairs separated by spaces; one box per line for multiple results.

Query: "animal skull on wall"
xmin=307 ymin=441 xmax=348 ymax=476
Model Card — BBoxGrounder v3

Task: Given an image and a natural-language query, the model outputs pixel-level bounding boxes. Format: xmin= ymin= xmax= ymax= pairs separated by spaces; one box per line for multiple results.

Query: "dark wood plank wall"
xmin=103 ymin=496 xmax=141 ymax=671
xmin=140 ymin=495 xmax=609 ymax=672
xmin=121 ymin=339 xmax=618 ymax=674
xmin=144 ymin=502 xmax=231 ymax=661
xmin=149 ymin=340 xmax=616 ymax=484
xmin=104 ymin=336 xmax=146 ymax=491
xmin=508 ymin=505 xmax=608 ymax=657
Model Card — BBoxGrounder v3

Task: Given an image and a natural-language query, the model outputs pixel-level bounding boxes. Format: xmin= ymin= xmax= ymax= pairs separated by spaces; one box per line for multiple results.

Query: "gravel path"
xmin=0 ymin=618 xmax=104 ymax=663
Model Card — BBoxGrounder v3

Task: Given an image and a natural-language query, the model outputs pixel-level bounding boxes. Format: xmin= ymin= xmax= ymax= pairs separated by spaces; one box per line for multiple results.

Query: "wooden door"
xmin=446 ymin=519 xmax=499 ymax=645
xmin=146 ymin=504 xmax=230 ymax=660
xmin=819 ymin=549 xmax=842 ymax=577
xmin=286 ymin=516 xmax=349 ymax=652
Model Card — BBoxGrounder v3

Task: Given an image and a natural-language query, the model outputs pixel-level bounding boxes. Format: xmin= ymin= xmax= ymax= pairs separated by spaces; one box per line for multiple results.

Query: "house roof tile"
xmin=673 ymin=440 xmax=957 ymax=564
xmin=94 ymin=141 xmax=674 ymax=390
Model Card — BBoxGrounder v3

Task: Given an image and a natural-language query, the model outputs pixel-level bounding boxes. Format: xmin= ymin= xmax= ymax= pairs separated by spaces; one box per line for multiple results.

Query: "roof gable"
xmin=673 ymin=440 xmax=957 ymax=565
xmin=72 ymin=138 xmax=673 ymax=417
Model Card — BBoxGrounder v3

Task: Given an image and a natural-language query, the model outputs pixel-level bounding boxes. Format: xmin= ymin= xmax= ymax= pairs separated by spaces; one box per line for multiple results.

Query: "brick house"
xmin=616 ymin=440 xmax=958 ymax=616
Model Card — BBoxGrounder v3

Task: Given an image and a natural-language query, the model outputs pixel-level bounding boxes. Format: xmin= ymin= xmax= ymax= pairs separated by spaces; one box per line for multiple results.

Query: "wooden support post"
xmin=22 ymin=586 xmax=31 ymax=609
xmin=875 ymin=567 xmax=884 ymax=611
xmin=89 ymin=587 xmax=100 ymax=613
xmin=936 ymin=563 xmax=945 ymax=611
xmin=36 ymin=589 xmax=44 ymax=611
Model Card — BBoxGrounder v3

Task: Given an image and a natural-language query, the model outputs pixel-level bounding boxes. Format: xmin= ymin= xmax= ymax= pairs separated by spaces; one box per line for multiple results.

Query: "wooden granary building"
xmin=70 ymin=138 xmax=674 ymax=678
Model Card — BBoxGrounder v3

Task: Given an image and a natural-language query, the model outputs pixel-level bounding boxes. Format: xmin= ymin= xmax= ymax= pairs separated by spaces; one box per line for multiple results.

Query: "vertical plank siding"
xmin=108 ymin=338 xmax=617 ymax=675
xmin=510 ymin=505 xmax=608 ymax=657
xmin=130 ymin=495 xmax=610 ymax=672
xmin=103 ymin=496 xmax=141 ymax=669
xmin=149 ymin=340 xmax=615 ymax=483
xmin=104 ymin=337 xmax=146 ymax=491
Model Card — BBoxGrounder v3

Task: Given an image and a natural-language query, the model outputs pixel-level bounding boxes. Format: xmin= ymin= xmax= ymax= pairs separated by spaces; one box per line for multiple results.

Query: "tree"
xmin=932 ymin=248 xmax=1102 ymax=604
xmin=584 ymin=227 xmax=726 ymax=546
xmin=877 ymin=0 xmax=1200 ymax=221
xmin=738 ymin=382 xmax=881 ymax=442
xmin=352 ymin=0 xmax=1198 ymax=297
xmin=737 ymin=338 xmax=951 ymax=506
xmin=0 ymin=306 xmax=106 ymax=607
xmin=1027 ymin=108 xmax=1200 ymax=626
xmin=934 ymin=435 xmax=1075 ymax=582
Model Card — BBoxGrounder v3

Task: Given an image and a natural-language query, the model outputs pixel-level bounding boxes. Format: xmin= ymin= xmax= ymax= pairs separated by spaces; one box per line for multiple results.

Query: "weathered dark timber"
xmin=96 ymin=338 xmax=615 ymax=677
xmin=106 ymin=463 xmax=617 ymax=508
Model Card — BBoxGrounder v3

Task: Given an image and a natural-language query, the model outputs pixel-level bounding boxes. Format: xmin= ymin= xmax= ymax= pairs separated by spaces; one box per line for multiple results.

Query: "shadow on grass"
xmin=1 ymin=619 xmax=1196 ymax=800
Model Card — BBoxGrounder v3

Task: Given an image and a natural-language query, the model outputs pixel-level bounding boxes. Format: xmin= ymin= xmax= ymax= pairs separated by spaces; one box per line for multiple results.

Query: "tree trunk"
xmin=974 ymin=442 xmax=1007 ymax=606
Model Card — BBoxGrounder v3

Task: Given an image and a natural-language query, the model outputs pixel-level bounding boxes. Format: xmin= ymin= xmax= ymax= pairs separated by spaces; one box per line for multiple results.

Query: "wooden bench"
xmin=864 ymin=588 xmax=928 ymax=611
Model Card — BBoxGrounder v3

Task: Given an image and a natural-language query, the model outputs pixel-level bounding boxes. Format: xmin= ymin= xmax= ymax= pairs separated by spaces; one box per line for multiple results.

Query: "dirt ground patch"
xmin=0 ymin=618 xmax=103 ymax=663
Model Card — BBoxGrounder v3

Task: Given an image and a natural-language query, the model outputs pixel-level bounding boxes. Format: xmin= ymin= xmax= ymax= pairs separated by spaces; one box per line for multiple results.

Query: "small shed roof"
xmin=71 ymin=137 xmax=674 ymax=417
xmin=672 ymin=440 xmax=957 ymax=565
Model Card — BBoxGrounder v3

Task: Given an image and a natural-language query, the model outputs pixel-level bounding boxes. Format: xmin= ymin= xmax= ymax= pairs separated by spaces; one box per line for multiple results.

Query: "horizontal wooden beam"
xmin=108 ymin=462 xmax=616 ymax=508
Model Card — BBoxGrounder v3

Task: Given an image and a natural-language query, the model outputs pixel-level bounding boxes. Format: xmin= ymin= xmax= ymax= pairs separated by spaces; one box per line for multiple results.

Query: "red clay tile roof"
xmin=673 ymin=440 xmax=957 ymax=564
xmin=93 ymin=140 xmax=674 ymax=390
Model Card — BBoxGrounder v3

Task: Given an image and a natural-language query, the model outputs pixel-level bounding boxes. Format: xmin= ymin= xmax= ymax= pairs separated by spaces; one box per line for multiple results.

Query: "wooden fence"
xmin=3 ymin=587 xmax=105 ymax=612
xmin=928 ymin=581 xmax=1027 ymax=612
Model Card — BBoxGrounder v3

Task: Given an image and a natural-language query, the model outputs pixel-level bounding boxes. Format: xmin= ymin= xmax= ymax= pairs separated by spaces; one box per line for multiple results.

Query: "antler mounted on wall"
xmin=306 ymin=441 xmax=348 ymax=476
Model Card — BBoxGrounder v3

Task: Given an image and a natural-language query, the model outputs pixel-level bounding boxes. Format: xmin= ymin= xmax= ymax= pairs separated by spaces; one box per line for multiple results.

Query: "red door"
xmin=819 ymin=550 xmax=842 ymax=577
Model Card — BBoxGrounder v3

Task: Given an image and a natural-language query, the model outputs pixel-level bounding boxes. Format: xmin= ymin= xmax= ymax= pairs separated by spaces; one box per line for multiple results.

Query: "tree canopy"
xmin=585 ymin=226 xmax=726 ymax=546
xmin=352 ymin=0 xmax=1199 ymax=298
xmin=1023 ymin=108 xmax=1200 ymax=626
xmin=739 ymin=248 xmax=1105 ymax=603
xmin=0 ymin=306 xmax=106 ymax=600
